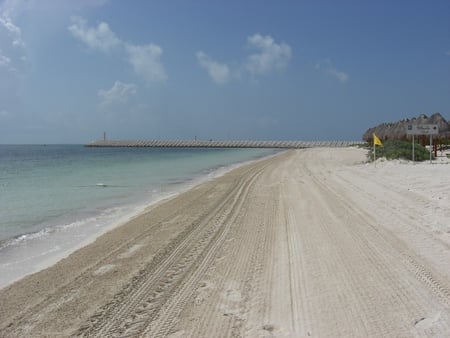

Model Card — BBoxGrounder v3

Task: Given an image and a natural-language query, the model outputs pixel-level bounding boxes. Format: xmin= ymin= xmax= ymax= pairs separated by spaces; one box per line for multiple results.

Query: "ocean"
xmin=0 ymin=145 xmax=277 ymax=287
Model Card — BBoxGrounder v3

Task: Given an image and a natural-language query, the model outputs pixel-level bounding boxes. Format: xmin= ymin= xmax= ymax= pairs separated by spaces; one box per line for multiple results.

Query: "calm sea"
xmin=0 ymin=145 xmax=277 ymax=287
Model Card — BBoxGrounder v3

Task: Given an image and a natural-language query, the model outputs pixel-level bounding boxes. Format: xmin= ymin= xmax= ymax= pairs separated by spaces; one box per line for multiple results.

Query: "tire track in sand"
xmin=157 ymin=152 xmax=292 ymax=338
xmin=75 ymin=155 xmax=273 ymax=337
xmin=299 ymin=151 xmax=450 ymax=335
xmin=142 ymin=160 xmax=267 ymax=338
xmin=312 ymin=163 xmax=450 ymax=310
xmin=0 ymin=178 xmax=224 ymax=336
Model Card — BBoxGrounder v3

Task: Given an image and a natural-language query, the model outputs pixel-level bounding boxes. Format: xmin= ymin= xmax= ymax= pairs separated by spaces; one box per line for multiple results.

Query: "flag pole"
xmin=373 ymin=138 xmax=376 ymax=162
xmin=372 ymin=133 xmax=383 ymax=163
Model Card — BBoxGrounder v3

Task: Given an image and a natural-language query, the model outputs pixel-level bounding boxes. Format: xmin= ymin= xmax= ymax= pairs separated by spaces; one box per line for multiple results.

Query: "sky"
xmin=0 ymin=0 xmax=449 ymax=144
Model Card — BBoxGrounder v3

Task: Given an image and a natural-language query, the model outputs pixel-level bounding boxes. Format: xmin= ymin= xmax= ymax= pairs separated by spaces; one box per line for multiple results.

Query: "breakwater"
xmin=85 ymin=139 xmax=363 ymax=148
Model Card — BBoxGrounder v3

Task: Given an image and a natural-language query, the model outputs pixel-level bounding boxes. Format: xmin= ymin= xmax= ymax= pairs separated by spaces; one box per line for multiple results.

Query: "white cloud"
xmin=196 ymin=51 xmax=230 ymax=85
xmin=315 ymin=59 xmax=349 ymax=83
xmin=68 ymin=16 xmax=120 ymax=53
xmin=0 ymin=15 xmax=24 ymax=48
xmin=197 ymin=34 xmax=291 ymax=84
xmin=98 ymin=80 xmax=138 ymax=106
xmin=329 ymin=68 xmax=349 ymax=83
xmin=126 ymin=44 xmax=167 ymax=83
xmin=69 ymin=17 xmax=167 ymax=84
xmin=0 ymin=2 xmax=26 ymax=72
xmin=245 ymin=34 xmax=292 ymax=76
xmin=0 ymin=50 xmax=11 ymax=67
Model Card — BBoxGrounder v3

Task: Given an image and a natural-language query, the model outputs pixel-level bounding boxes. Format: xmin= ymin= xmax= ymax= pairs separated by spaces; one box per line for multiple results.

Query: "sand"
xmin=1 ymin=148 xmax=450 ymax=337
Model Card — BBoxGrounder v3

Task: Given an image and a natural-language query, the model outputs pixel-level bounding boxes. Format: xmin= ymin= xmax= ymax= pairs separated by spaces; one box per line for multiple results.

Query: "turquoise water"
xmin=0 ymin=145 xmax=277 ymax=287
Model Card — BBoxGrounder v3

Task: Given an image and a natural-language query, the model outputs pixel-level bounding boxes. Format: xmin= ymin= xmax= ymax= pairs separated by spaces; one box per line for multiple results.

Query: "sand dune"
xmin=1 ymin=148 xmax=450 ymax=337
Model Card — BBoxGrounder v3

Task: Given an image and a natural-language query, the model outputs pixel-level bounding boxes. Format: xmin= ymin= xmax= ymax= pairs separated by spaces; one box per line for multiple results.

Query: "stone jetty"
xmin=85 ymin=139 xmax=363 ymax=148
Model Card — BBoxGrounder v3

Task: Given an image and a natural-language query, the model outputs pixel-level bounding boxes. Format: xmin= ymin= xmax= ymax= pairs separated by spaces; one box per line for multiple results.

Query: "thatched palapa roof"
xmin=362 ymin=113 xmax=450 ymax=142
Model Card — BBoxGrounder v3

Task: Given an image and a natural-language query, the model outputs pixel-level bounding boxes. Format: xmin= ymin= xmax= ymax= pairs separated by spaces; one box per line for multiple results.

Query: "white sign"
xmin=406 ymin=124 xmax=438 ymax=135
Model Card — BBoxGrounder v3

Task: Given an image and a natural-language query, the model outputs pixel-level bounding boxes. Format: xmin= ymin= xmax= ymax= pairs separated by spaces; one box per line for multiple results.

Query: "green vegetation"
xmin=369 ymin=139 xmax=432 ymax=162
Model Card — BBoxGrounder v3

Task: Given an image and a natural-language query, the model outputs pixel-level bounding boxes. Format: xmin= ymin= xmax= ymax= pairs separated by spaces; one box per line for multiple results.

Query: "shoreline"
xmin=0 ymin=149 xmax=281 ymax=289
xmin=1 ymin=147 xmax=450 ymax=337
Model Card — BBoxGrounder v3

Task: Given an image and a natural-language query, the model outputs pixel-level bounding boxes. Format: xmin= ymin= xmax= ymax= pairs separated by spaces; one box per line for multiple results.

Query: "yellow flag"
xmin=373 ymin=133 xmax=383 ymax=146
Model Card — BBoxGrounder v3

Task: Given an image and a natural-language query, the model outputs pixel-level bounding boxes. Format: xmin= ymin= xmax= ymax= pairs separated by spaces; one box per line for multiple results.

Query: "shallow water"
xmin=0 ymin=145 xmax=277 ymax=287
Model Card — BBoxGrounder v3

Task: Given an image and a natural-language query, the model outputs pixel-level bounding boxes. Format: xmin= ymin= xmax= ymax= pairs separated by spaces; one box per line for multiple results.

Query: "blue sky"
xmin=0 ymin=0 xmax=449 ymax=143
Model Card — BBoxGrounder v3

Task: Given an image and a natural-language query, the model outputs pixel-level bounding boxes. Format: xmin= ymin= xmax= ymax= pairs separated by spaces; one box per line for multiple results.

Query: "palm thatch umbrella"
xmin=363 ymin=113 xmax=450 ymax=143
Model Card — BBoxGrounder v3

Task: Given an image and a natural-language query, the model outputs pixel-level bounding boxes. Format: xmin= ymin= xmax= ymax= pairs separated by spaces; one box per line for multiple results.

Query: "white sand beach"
xmin=1 ymin=147 xmax=450 ymax=337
